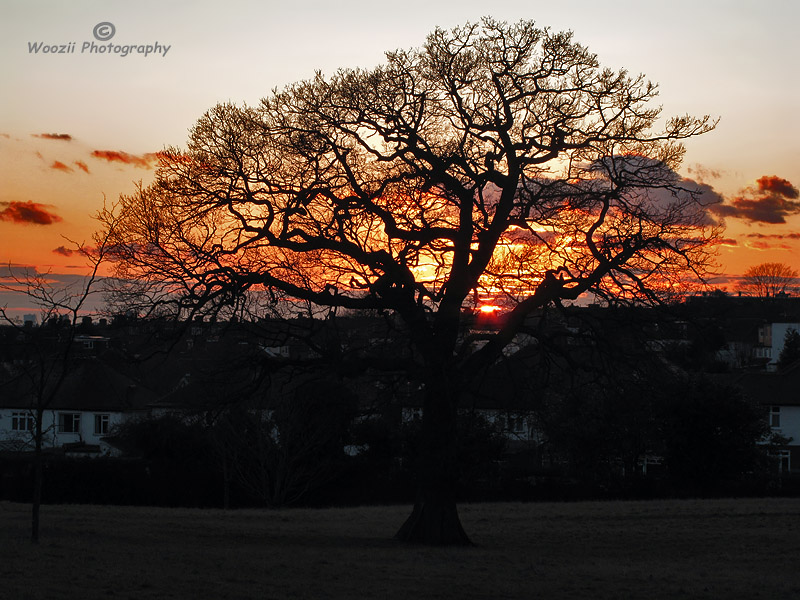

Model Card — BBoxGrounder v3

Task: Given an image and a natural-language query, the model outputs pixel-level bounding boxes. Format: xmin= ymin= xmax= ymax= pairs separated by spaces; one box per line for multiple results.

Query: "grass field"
xmin=2 ymin=498 xmax=799 ymax=599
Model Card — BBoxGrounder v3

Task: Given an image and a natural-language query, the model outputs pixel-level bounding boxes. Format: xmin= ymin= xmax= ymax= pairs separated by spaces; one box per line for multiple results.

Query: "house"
xmin=0 ymin=315 xmax=340 ymax=454
xmin=0 ymin=356 xmax=156 ymax=456
xmin=3 ymin=304 xmax=796 ymax=479
xmin=733 ymin=362 xmax=800 ymax=474
xmin=679 ymin=294 xmax=800 ymax=371
xmin=754 ymin=322 xmax=800 ymax=371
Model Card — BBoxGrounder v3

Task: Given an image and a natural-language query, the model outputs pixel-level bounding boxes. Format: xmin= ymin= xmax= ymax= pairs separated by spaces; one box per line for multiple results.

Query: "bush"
xmin=658 ymin=376 xmax=775 ymax=492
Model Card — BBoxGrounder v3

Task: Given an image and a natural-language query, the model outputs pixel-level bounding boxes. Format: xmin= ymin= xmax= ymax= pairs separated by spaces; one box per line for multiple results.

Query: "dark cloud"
xmin=681 ymin=179 xmax=724 ymax=210
xmin=721 ymin=196 xmax=800 ymax=224
xmin=501 ymin=227 xmax=556 ymax=244
xmin=53 ymin=245 xmax=96 ymax=258
xmin=50 ymin=160 xmax=72 ymax=172
xmin=33 ymin=133 xmax=73 ymax=141
xmin=588 ymin=154 xmax=725 ymax=226
xmin=52 ymin=246 xmax=75 ymax=257
xmin=627 ymin=178 xmax=724 ymax=227
xmin=591 ymin=154 xmax=680 ymax=186
xmin=745 ymin=232 xmax=800 ymax=240
xmin=719 ymin=238 xmax=739 ymax=247
xmin=0 ymin=201 xmax=62 ymax=225
xmin=91 ymin=149 xmax=161 ymax=168
xmin=709 ymin=175 xmax=800 ymax=224
xmin=74 ymin=160 xmax=90 ymax=174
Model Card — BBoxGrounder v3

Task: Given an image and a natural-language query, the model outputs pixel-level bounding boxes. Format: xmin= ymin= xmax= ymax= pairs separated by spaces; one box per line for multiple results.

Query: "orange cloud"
xmin=51 ymin=160 xmax=73 ymax=172
xmin=33 ymin=133 xmax=73 ymax=141
xmin=746 ymin=240 xmax=792 ymax=251
xmin=0 ymin=201 xmax=62 ymax=225
xmin=74 ymin=160 xmax=90 ymax=174
xmin=91 ymin=149 xmax=161 ymax=168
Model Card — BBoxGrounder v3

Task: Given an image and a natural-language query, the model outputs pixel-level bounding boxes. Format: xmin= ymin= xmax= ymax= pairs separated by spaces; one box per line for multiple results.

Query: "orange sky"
xmin=2 ymin=1 xmax=799 ymax=315
xmin=2 ymin=106 xmax=797 ymax=297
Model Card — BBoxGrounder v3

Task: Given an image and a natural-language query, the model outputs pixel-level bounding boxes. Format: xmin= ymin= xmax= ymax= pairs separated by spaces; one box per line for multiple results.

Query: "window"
xmin=11 ymin=412 xmax=35 ymax=432
xmin=58 ymin=413 xmax=81 ymax=433
xmin=405 ymin=408 xmax=422 ymax=421
xmin=94 ymin=414 xmax=110 ymax=435
xmin=506 ymin=415 xmax=524 ymax=433
xmin=778 ymin=450 xmax=791 ymax=474
xmin=770 ymin=406 xmax=781 ymax=428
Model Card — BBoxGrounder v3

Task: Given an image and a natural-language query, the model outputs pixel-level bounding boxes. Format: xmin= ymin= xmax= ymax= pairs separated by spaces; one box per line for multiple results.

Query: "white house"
xmin=754 ymin=322 xmax=800 ymax=371
xmin=735 ymin=363 xmax=800 ymax=474
xmin=0 ymin=409 xmax=129 ymax=455
xmin=0 ymin=358 xmax=155 ymax=456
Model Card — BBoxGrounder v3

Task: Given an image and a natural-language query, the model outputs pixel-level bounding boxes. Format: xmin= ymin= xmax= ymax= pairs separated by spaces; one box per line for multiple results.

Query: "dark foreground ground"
xmin=2 ymin=498 xmax=799 ymax=599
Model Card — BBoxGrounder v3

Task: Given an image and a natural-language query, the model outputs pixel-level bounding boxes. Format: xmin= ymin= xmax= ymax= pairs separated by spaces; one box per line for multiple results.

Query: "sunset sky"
xmin=1 ymin=0 xmax=799 ymax=315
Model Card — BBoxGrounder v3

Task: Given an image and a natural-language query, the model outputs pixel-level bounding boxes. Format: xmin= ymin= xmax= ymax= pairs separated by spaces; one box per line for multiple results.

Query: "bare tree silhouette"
xmin=97 ymin=18 xmax=719 ymax=544
xmin=739 ymin=262 xmax=798 ymax=297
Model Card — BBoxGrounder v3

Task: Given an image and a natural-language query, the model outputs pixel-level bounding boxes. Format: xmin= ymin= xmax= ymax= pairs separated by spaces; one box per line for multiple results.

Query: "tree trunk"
xmin=395 ymin=376 xmax=471 ymax=545
xmin=31 ymin=409 xmax=43 ymax=544
xmin=222 ymin=455 xmax=231 ymax=510
xmin=394 ymin=486 xmax=471 ymax=545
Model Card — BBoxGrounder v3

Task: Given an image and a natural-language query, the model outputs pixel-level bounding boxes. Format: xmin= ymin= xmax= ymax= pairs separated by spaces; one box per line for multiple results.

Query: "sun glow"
xmin=478 ymin=305 xmax=502 ymax=314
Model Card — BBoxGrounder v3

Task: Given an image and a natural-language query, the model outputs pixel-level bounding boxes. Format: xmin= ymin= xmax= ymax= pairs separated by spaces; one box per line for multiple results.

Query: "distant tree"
xmin=98 ymin=18 xmax=718 ymax=544
xmin=739 ymin=262 xmax=798 ymax=297
xmin=777 ymin=328 xmax=800 ymax=370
